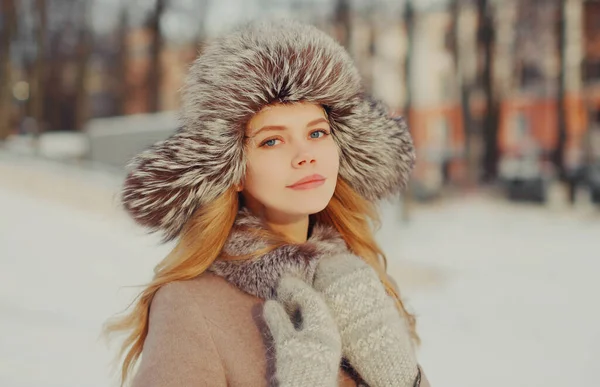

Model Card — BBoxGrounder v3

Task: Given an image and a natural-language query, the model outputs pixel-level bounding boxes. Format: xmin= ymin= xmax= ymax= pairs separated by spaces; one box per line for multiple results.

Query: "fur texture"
xmin=208 ymin=207 xmax=349 ymax=300
xmin=122 ymin=19 xmax=416 ymax=241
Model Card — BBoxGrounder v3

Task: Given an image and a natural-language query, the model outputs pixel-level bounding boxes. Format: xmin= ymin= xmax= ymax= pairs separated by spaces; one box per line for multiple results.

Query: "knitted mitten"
xmin=313 ymin=254 xmax=419 ymax=387
xmin=263 ymin=276 xmax=342 ymax=387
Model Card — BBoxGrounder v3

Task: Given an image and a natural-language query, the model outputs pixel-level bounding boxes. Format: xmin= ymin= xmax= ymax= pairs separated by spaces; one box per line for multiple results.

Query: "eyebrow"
xmin=249 ymin=117 xmax=329 ymax=138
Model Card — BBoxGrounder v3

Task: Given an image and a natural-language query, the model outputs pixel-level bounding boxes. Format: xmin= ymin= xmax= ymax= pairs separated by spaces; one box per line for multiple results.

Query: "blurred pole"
xmin=333 ymin=0 xmax=351 ymax=50
xmin=0 ymin=0 xmax=18 ymax=140
xmin=147 ymin=0 xmax=167 ymax=113
xmin=74 ymin=0 xmax=92 ymax=131
xmin=555 ymin=0 xmax=568 ymax=181
xmin=30 ymin=0 xmax=47 ymax=152
xmin=401 ymin=0 xmax=415 ymax=223
xmin=477 ymin=0 xmax=499 ymax=182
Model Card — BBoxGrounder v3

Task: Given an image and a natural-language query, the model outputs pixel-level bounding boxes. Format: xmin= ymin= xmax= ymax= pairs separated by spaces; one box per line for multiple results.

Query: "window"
xmin=583 ymin=60 xmax=600 ymax=82
xmin=521 ymin=63 xmax=545 ymax=88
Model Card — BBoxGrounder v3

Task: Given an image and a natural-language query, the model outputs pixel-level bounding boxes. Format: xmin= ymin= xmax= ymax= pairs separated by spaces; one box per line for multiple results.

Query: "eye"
xmin=310 ymin=129 xmax=330 ymax=139
xmin=259 ymin=138 xmax=282 ymax=147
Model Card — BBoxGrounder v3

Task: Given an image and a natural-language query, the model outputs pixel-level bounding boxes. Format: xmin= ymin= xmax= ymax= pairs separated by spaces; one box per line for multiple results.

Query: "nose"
xmin=292 ymin=151 xmax=316 ymax=168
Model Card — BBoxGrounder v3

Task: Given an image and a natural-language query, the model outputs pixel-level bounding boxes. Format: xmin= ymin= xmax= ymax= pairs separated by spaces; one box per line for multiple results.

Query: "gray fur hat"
xmin=122 ymin=19 xmax=416 ymax=242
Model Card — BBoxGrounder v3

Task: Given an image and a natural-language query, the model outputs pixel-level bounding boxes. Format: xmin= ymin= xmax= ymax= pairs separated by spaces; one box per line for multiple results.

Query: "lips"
xmin=288 ymin=174 xmax=326 ymax=189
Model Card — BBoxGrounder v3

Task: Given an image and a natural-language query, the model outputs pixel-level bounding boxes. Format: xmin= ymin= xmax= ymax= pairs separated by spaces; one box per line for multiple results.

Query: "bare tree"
xmin=0 ymin=0 xmax=18 ymax=140
xmin=401 ymin=0 xmax=415 ymax=221
xmin=73 ymin=0 xmax=92 ymax=130
xmin=450 ymin=0 xmax=478 ymax=184
xmin=333 ymin=0 xmax=351 ymax=50
xmin=114 ymin=3 xmax=129 ymax=116
xmin=403 ymin=0 xmax=415 ymax=125
xmin=147 ymin=0 xmax=167 ymax=113
xmin=554 ymin=0 xmax=568 ymax=180
xmin=476 ymin=0 xmax=499 ymax=182
xmin=30 ymin=0 xmax=47 ymax=144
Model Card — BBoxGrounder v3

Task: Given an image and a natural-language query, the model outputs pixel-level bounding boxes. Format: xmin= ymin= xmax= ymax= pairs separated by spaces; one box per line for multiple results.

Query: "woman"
xmin=106 ymin=19 xmax=429 ymax=387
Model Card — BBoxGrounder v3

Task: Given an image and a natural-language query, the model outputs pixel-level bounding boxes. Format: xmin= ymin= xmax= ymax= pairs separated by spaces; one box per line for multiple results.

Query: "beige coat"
xmin=132 ymin=272 xmax=430 ymax=387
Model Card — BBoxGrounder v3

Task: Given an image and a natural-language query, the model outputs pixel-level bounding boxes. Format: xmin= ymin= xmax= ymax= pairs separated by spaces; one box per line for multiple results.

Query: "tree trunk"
xmin=74 ymin=1 xmax=92 ymax=131
xmin=114 ymin=4 xmax=128 ymax=116
xmin=555 ymin=0 xmax=568 ymax=180
xmin=0 ymin=0 xmax=17 ymax=140
xmin=451 ymin=0 xmax=477 ymax=185
xmin=477 ymin=0 xmax=499 ymax=182
xmin=333 ymin=0 xmax=351 ymax=50
xmin=403 ymin=1 xmax=415 ymax=128
xmin=147 ymin=0 xmax=166 ymax=113
xmin=401 ymin=0 xmax=415 ymax=222
xmin=30 ymin=0 xmax=47 ymax=146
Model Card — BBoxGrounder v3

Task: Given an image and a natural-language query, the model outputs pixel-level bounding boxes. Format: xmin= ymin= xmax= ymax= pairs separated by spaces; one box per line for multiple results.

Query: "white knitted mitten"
xmin=263 ymin=276 xmax=342 ymax=387
xmin=313 ymin=254 xmax=419 ymax=387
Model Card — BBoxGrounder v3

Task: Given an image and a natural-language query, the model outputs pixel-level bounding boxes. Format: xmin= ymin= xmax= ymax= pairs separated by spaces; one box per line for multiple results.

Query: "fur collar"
xmin=208 ymin=208 xmax=349 ymax=300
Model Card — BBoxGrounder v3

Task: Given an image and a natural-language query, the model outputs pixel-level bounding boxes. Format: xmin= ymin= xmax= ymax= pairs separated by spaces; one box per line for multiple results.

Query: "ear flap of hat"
xmin=121 ymin=127 xmax=245 ymax=242
xmin=333 ymin=97 xmax=416 ymax=201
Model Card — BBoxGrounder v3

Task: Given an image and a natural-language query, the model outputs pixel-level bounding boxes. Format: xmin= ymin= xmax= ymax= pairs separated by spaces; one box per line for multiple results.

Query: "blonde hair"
xmin=104 ymin=177 xmax=417 ymax=386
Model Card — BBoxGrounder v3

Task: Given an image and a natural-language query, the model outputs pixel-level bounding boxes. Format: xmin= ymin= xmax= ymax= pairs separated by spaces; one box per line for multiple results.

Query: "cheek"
xmin=320 ymin=141 xmax=340 ymax=174
xmin=244 ymin=153 xmax=285 ymax=193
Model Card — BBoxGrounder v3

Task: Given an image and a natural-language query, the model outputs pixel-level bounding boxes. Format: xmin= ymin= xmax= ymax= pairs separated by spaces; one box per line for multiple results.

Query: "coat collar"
xmin=208 ymin=207 xmax=349 ymax=300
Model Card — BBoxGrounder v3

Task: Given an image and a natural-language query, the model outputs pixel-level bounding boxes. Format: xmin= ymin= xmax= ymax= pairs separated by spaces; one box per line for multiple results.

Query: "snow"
xmin=381 ymin=197 xmax=600 ymax=386
xmin=4 ymin=133 xmax=89 ymax=160
xmin=1 ymin=152 xmax=599 ymax=386
xmin=0 ymin=154 xmax=170 ymax=387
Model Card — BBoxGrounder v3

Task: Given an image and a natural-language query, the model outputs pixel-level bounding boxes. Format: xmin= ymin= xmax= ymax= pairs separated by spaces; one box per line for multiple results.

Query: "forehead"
xmin=246 ymin=103 xmax=328 ymax=134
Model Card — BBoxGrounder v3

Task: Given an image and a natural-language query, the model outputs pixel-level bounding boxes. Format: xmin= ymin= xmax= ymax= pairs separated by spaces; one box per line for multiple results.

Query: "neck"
xmin=266 ymin=214 xmax=310 ymax=244
xmin=242 ymin=198 xmax=310 ymax=243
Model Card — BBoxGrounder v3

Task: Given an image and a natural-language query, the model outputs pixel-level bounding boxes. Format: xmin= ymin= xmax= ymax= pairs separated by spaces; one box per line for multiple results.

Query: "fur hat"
xmin=122 ymin=19 xmax=416 ymax=242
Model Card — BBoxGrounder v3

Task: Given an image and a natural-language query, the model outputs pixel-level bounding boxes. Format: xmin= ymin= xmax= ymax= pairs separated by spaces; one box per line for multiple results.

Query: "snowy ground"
xmin=1 ymin=153 xmax=599 ymax=387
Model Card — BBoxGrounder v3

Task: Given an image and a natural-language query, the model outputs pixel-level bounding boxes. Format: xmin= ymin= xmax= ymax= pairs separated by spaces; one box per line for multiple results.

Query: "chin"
xmin=265 ymin=195 xmax=329 ymax=217
xmin=260 ymin=183 xmax=336 ymax=218
xmin=286 ymin=192 xmax=333 ymax=215
xmin=296 ymin=201 xmax=330 ymax=216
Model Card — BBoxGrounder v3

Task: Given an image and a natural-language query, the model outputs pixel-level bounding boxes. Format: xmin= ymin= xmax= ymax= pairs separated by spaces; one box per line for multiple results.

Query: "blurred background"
xmin=1 ymin=0 xmax=599 ymax=386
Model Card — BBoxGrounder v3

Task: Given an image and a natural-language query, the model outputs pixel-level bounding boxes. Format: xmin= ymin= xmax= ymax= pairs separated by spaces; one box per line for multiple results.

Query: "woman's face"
xmin=241 ymin=102 xmax=340 ymax=221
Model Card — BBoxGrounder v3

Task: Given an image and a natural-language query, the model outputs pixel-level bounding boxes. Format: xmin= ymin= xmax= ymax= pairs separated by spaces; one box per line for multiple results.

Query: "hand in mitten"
xmin=263 ymin=276 xmax=342 ymax=387
xmin=313 ymin=254 xmax=419 ymax=387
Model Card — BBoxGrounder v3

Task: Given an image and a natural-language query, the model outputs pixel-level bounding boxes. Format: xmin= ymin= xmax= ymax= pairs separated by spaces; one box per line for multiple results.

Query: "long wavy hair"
xmin=104 ymin=176 xmax=418 ymax=386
